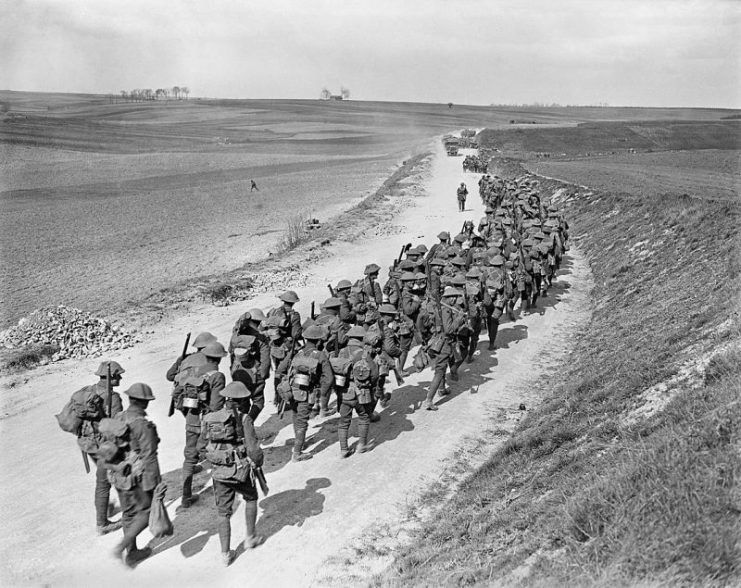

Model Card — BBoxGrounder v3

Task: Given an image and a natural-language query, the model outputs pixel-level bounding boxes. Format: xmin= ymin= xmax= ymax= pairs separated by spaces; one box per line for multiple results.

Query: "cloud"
xmin=1 ymin=0 xmax=738 ymax=106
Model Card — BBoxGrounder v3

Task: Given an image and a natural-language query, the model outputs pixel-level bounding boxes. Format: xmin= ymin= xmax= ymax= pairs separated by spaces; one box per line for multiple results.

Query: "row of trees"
xmin=118 ymin=87 xmax=190 ymax=102
xmin=320 ymin=86 xmax=350 ymax=100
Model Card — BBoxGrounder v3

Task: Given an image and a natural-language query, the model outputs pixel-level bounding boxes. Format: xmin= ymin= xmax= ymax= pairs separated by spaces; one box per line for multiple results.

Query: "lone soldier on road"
xmin=457 ymin=182 xmax=468 ymax=212
xmin=250 ymin=179 xmax=259 ymax=192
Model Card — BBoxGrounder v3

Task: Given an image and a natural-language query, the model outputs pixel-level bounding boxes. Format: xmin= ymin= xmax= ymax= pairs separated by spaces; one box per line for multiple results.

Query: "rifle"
xmin=231 ymin=406 xmax=269 ymax=496
xmin=81 ymin=449 xmax=90 ymax=474
xmin=106 ymin=362 xmax=112 ymax=417
xmin=327 ymin=284 xmax=336 ymax=297
xmin=392 ymin=358 xmax=405 ymax=387
xmin=169 ymin=332 xmax=191 ymax=417
xmin=439 ymin=300 xmax=469 ymax=317
xmin=310 ymin=301 xmax=316 ymax=320
xmin=394 ymin=243 xmax=412 ymax=268
xmin=278 ymin=333 xmax=298 ymax=419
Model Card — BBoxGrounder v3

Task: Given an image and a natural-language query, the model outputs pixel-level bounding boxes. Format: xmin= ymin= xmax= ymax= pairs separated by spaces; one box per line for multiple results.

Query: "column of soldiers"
xmin=463 ymin=154 xmax=488 ymax=173
xmin=63 ymin=171 xmax=569 ymax=569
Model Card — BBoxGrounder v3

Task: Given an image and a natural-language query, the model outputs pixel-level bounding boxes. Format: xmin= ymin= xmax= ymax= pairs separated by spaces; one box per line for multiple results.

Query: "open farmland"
xmin=529 ymin=149 xmax=740 ymax=202
xmin=3 ymin=91 xmax=734 ymax=328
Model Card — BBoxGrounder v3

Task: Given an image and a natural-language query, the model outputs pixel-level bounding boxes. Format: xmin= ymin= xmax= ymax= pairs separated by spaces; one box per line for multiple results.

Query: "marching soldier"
xmin=204 ymin=381 xmax=263 ymax=566
xmin=334 ymin=279 xmax=357 ymax=325
xmin=110 ymin=383 xmax=161 ymax=567
xmin=268 ymin=290 xmax=303 ymax=347
xmin=427 ymin=231 xmax=451 ymax=261
xmin=464 ymin=267 xmax=485 ymax=361
xmin=423 ymin=287 xmax=466 ymax=410
xmin=335 ymin=326 xmax=378 ymax=457
xmin=276 ymin=325 xmax=333 ymax=461
xmin=230 ymin=309 xmax=270 ymax=414
xmin=314 ymin=297 xmax=349 ymax=360
xmin=173 ymin=341 xmax=227 ymax=510
xmin=457 ymin=182 xmax=468 ymax=212
xmin=165 ymin=331 xmax=217 ymax=385
xmin=229 ymin=333 xmax=266 ymax=421
xmin=377 ymin=303 xmax=404 ymax=405
xmin=73 ymin=361 xmax=125 ymax=535
xmin=356 ymin=264 xmax=384 ymax=315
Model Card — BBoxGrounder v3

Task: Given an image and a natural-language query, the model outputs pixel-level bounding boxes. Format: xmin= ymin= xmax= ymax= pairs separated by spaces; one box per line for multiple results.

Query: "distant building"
xmin=330 ymin=95 xmax=343 ymax=100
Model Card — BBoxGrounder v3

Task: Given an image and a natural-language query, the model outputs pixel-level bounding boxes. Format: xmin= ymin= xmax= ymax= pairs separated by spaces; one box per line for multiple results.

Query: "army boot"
xmin=125 ymin=546 xmax=152 ymax=568
xmin=244 ymin=501 xmax=261 ymax=548
xmin=318 ymin=395 xmax=332 ymax=418
xmin=291 ymin=428 xmax=312 ymax=462
xmin=217 ymin=516 xmax=232 ymax=566
xmin=357 ymin=422 xmax=371 ymax=452
xmin=97 ymin=519 xmax=122 ymax=536
xmin=398 ymin=350 xmax=409 ymax=372
xmin=338 ymin=427 xmax=354 ymax=458
xmin=222 ymin=550 xmax=235 ymax=567
xmin=487 ymin=318 xmax=499 ymax=350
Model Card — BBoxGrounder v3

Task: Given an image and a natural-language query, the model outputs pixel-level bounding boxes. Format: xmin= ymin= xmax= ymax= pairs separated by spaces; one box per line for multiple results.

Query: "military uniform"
xmin=206 ymin=382 xmax=264 ymax=566
xmin=230 ymin=309 xmax=270 ymax=415
xmin=110 ymin=383 xmax=161 ymax=567
xmin=335 ymin=329 xmax=378 ymax=457
xmin=268 ymin=291 xmax=303 ymax=347
xmin=457 ymin=183 xmax=468 ymax=212
xmin=174 ymin=341 xmax=227 ymax=508
xmin=277 ymin=326 xmax=333 ymax=461
xmin=314 ymin=298 xmax=349 ymax=359
xmin=229 ymin=334 xmax=266 ymax=421
xmin=334 ymin=280 xmax=357 ymax=325
xmin=423 ymin=288 xmax=466 ymax=410
xmin=75 ymin=362 xmax=125 ymax=534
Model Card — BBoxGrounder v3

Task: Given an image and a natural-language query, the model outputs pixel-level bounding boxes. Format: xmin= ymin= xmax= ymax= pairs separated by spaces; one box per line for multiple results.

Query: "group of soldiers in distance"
xmin=63 ymin=168 xmax=570 ymax=569
xmin=462 ymin=154 xmax=488 ymax=173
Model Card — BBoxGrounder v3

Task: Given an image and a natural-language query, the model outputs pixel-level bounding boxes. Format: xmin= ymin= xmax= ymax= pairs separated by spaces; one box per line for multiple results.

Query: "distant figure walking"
xmin=457 ymin=182 xmax=468 ymax=212
xmin=251 ymin=180 xmax=259 ymax=192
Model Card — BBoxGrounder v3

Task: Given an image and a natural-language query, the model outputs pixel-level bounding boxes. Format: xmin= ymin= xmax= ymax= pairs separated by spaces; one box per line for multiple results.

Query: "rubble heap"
xmin=0 ymin=305 xmax=141 ymax=362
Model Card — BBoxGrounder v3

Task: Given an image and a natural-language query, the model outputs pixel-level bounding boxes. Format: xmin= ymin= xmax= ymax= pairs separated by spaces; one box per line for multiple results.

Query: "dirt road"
xmin=0 ymin=139 xmax=592 ymax=587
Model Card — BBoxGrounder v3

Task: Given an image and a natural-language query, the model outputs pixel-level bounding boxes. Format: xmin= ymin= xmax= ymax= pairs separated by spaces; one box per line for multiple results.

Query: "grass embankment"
xmin=376 ymin=159 xmax=740 ymax=585
xmin=479 ymin=120 xmax=740 ymax=156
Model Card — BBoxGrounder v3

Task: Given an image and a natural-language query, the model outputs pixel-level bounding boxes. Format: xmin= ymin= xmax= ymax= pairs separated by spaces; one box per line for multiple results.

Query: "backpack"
xmin=172 ymin=364 xmax=215 ymax=412
xmin=363 ymin=323 xmax=383 ymax=348
xmin=203 ymin=408 xmax=239 ymax=444
xmin=329 ymin=356 xmax=353 ymax=388
xmin=315 ymin=314 xmax=343 ymax=349
xmin=291 ymin=352 xmax=320 ymax=383
xmin=351 ymin=355 xmax=373 ymax=387
xmin=98 ymin=416 xmax=144 ymax=490
xmin=56 ymin=385 xmax=106 ymax=435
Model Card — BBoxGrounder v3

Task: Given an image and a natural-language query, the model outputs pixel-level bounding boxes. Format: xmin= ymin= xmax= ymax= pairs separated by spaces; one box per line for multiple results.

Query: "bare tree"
xmin=120 ymin=90 xmax=129 ymax=102
xmin=181 ymin=86 xmax=190 ymax=100
xmin=172 ymin=86 xmax=181 ymax=100
xmin=320 ymin=87 xmax=331 ymax=100
xmin=340 ymin=86 xmax=350 ymax=100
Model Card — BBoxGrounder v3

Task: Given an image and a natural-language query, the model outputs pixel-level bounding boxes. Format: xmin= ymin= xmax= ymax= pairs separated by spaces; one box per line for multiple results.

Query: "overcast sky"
xmin=2 ymin=0 xmax=739 ymax=107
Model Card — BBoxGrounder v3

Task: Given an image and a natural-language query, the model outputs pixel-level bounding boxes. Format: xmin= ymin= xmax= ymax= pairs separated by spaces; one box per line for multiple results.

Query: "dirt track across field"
xmin=0 ymin=140 xmax=593 ymax=587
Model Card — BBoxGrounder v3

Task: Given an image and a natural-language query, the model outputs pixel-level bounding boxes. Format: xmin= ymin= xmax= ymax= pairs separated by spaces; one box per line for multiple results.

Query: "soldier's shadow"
xmin=305 ymin=415 xmax=342 ymax=457
xmin=148 ymin=485 xmax=219 ymax=559
xmin=255 ymin=478 xmax=331 ymax=541
xmin=369 ymin=388 xmax=418 ymax=449
xmin=256 ymin=411 xmax=294 ymax=446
